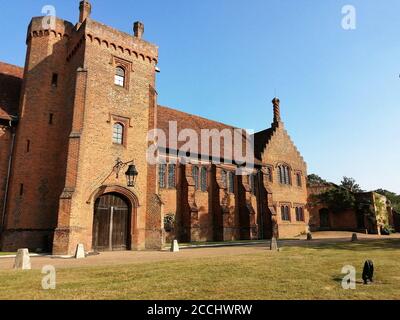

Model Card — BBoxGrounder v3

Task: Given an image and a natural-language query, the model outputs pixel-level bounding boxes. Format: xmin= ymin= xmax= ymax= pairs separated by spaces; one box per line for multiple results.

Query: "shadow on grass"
xmin=283 ymin=239 xmax=400 ymax=252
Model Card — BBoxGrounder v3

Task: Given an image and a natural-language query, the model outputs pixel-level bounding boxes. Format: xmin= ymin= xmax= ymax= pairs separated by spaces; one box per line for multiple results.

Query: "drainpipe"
xmin=1 ymin=120 xmax=16 ymax=231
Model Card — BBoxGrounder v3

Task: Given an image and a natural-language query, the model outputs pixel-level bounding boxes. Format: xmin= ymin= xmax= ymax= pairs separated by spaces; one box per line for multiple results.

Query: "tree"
xmin=307 ymin=174 xmax=327 ymax=186
xmin=313 ymin=187 xmax=356 ymax=213
xmin=340 ymin=177 xmax=363 ymax=193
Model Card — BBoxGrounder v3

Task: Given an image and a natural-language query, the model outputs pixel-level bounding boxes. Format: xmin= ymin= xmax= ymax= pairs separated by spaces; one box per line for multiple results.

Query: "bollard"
xmin=14 ymin=249 xmax=31 ymax=270
xmin=171 ymin=240 xmax=180 ymax=253
xmin=75 ymin=244 xmax=85 ymax=259
xmin=270 ymin=237 xmax=278 ymax=251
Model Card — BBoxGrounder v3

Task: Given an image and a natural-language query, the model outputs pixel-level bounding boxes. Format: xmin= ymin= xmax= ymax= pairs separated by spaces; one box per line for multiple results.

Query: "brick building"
xmin=308 ymin=183 xmax=397 ymax=234
xmin=0 ymin=1 xmax=309 ymax=255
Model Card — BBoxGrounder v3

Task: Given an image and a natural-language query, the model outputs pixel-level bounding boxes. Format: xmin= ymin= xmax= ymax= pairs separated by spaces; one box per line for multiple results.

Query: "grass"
xmin=167 ymin=239 xmax=268 ymax=247
xmin=0 ymin=252 xmax=15 ymax=256
xmin=0 ymin=240 xmax=399 ymax=300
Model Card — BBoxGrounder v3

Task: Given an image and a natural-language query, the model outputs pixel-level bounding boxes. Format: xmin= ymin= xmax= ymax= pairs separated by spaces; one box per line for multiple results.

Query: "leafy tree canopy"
xmin=312 ymin=187 xmax=356 ymax=213
xmin=340 ymin=177 xmax=364 ymax=193
xmin=307 ymin=174 xmax=327 ymax=185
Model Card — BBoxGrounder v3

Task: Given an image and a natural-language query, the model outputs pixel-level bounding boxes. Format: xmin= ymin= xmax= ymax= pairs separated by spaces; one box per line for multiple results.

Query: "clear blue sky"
xmin=1 ymin=0 xmax=399 ymax=193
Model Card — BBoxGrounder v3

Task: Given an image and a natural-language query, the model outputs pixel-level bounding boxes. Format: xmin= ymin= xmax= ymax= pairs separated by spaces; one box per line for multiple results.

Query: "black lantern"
xmin=125 ymin=164 xmax=138 ymax=187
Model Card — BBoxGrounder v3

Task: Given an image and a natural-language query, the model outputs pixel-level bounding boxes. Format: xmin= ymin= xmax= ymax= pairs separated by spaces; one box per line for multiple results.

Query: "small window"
xmin=159 ymin=164 xmax=167 ymax=189
xmin=49 ymin=113 xmax=54 ymax=125
xmin=296 ymin=173 xmax=302 ymax=187
xmin=168 ymin=164 xmax=176 ymax=188
xmin=296 ymin=207 xmax=304 ymax=221
xmin=112 ymin=122 xmax=124 ymax=145
xmin=192 ymin=166 xmax=199 ymax=190
xmin=26 ymin=140 xmax=30 ymax=153
xmin=228 ymin=171 xmax=235 ymax=194
xmin=114 ymin=66 xmax=125 ymax=87
xmin=19 ymin=184 xmax=24 ymax=196
xmin=200 ymin=167 xmax=207 ymax=192
xmin=278 ymin=165 xmax=291 ymax=185
xmin=51 ymin=73 xmax=58 ymax=87
xmin=281 ymin=206 xmax=290 ymax=221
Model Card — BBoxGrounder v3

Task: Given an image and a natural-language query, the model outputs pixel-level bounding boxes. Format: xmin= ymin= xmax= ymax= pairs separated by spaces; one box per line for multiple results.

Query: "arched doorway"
xmin=93 ymin=193 xmax=131 ymax=251
xmin=319 ymin=208 xmax=330 ymax=230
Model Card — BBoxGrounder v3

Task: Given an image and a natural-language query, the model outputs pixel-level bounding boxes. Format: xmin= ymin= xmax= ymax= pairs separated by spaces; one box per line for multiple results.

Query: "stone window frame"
xmin=294 ymin=170 xmax=303 ymax=188
xmin=112 ymin=122 xmax=124 ymax=145
xmin=111 ymin=56 xmax=133 ymax=90
xmin=276 ymin=162 xmax=292 ymax=186
xmin=108 ymin=115 xmax=130 ymax=147
xmin=200 ymin=166 xmax=208 ymax=192
xmin=293 ymin=203 xmax=305 ymax=222
xmin=158 ymin=162 xmax=177 ymax=190
xmin=279 ymin=202 xmax=292 ymax=222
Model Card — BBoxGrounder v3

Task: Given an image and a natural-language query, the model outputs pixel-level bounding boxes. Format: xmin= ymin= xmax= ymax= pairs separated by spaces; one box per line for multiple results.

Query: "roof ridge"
xmin=157 ymin=104 xmax=240 ymax=130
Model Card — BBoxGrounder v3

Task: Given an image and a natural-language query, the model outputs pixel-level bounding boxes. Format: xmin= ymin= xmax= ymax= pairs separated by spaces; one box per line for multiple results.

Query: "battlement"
xmin=27 ymin=16 xmax=74 ymax=44
xmin=84 ymin=18 xmax=158 ymax=64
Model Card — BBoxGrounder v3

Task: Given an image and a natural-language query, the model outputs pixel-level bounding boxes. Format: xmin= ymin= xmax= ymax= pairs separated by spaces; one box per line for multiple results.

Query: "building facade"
xmin=308 ymin=183 xmax=397 ymax=234
xmin=0 ymin=1 xmax=309 ymax=255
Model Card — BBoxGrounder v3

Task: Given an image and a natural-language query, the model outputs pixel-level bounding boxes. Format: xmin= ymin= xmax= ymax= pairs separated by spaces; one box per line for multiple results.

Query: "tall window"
xmin=192 ymin=166 xmax=200 ymax=190
xmin=228 ymin=171 xmax=235 ymax=194
xmin=114 ymin=66 xmax=125 ymax=87
xmin=159 ymin=164 xmax=167 ymax=189
xmin=295 ymin=207 xmax=304 ymax=221
xmin=278 ymin=165 xmax=291 ymax=185
xmin=200 ymin=167 xmax=207 ymax=192
xmin=281 ymin=206 xmax=290 ymax=221
xmin=112 ymin=122 xmax=124 ymax=144
xmin=249 ymin=174 xmax=256 ymax=195
xmin=168 ymin=164 xmax=176 ymax=188
xmin=296 ymin=173 xmax=302 ymax=187
xmin=221 ymin=170 xmax=227 ymax=188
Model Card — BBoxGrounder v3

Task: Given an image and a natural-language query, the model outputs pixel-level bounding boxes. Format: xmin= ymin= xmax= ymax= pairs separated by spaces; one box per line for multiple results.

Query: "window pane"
xmin=112 ymin=123 xmax=123 ymax=144
xmin=228 ymin=172 xmax=235 ymax=194
xmin=159 ymin=164 xmax=166 ymax=188
xmin=115 ymin=67 xmax=125 ymax=87
xmin=168 ymin=164 xmax=176 ymax=188
xmin=200 ymin=167 xmax=207 ymax=192
xmin=192 ymin=166 xmax=199 ymax=190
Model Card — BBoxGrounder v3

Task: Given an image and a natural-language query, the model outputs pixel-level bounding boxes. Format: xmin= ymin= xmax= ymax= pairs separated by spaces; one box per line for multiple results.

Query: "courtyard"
xmin=0 ymin=233 xmax=399 ymax=300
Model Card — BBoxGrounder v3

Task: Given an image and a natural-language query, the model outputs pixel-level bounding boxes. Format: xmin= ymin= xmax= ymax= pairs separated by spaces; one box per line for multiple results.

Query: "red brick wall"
xmin=260 ymin=123 xmax=309 ymax=238
xmin=2 ymin=18 xmax=76 ymax=252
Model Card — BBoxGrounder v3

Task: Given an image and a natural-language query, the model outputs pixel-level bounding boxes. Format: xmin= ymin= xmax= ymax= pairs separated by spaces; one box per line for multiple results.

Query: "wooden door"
xmin=93 ymin=193 xmax=129 ymax=251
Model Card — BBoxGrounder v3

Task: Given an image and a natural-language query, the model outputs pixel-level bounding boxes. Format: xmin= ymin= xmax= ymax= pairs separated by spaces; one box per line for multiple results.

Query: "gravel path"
xmin=0 ymin=231 xmax=398 ymax=270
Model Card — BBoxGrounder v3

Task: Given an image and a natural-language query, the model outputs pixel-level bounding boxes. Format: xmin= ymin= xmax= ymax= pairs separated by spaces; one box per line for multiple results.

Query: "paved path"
xmin=0 ymin=232 xmax=399 ymax=270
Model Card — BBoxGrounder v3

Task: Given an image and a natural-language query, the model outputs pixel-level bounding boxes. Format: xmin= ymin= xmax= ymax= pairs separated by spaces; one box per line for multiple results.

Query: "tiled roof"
xmin=155 ymin=105 xmax=260 ymax=165
xmin=0 ymin=62 xmax=23 ymax=120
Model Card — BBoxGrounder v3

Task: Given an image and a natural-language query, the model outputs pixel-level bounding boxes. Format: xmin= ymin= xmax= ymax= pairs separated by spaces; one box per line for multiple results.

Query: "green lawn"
xmin=0 ymin=252 xmax=14 ymax=256
xmin=0 ymin=240 xmax=399 ymax=300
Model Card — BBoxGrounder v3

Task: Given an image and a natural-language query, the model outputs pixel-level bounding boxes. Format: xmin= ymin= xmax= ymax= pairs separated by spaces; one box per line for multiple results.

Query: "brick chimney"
xmin=272 ymin=97 xmax=281 ymax=126
xmin=79 ymin=0 xmax=92 ymax=23
xmin=133 ymin=21 xmax=144 ymax=39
